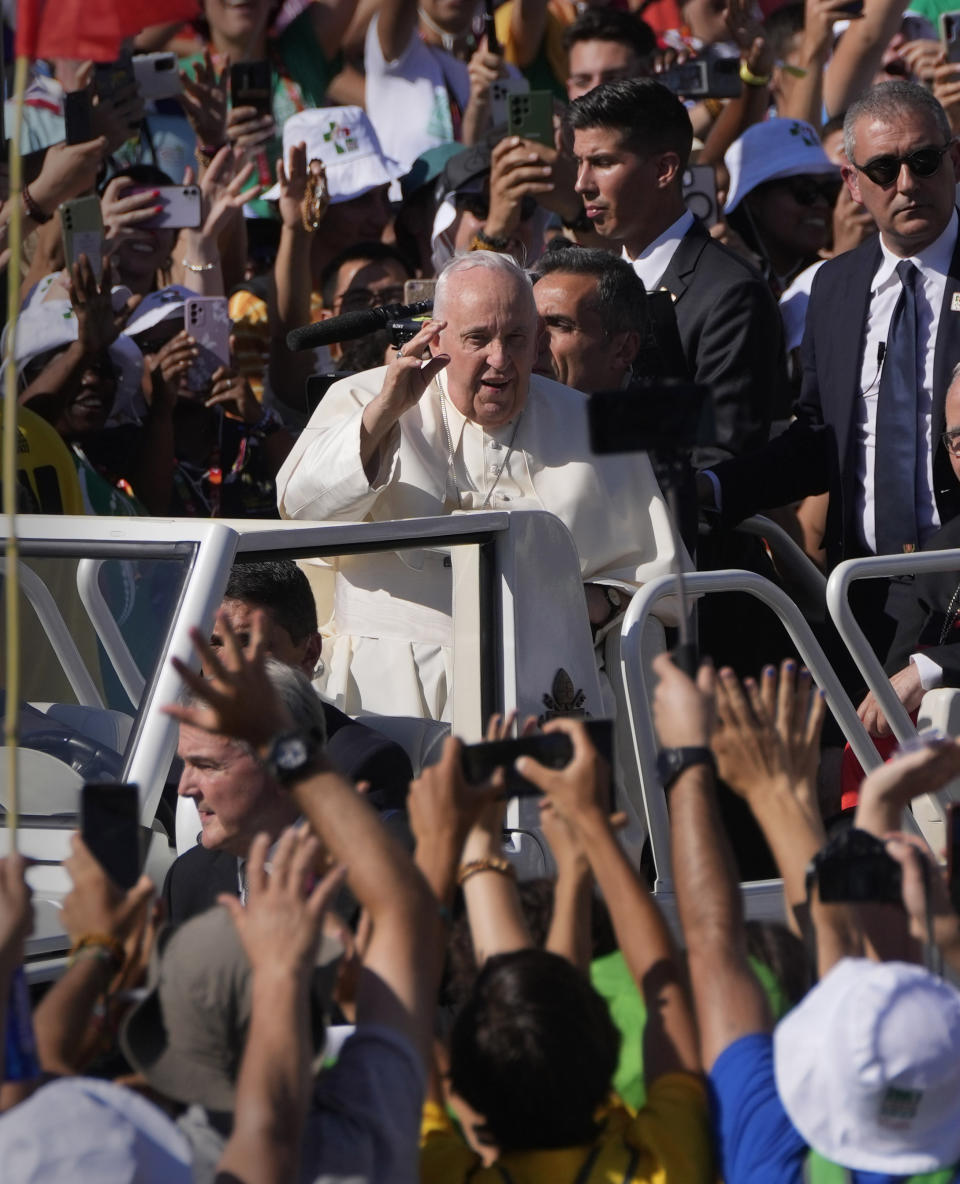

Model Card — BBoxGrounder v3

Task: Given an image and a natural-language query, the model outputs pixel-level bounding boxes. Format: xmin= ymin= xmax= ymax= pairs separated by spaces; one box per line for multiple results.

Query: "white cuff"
xmin=910 ymin=652 xmax=943 ymax=691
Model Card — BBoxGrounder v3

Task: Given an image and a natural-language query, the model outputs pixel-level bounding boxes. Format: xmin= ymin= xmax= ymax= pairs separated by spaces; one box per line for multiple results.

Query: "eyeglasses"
xmin=942 ymin=427 xmax=960 ymax=457
xmin=852 ymin=143 xmax=952 ymax=187
xmin=336 ymin=285 xmax=407 ymax=313
xmin=771 ymin=176 xmax=842 ymax=207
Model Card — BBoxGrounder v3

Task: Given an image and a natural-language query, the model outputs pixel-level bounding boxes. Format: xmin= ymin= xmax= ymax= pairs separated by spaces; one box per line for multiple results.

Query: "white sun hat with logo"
xmin=774 ymin=958 xmax=960 ymax=1174
xmin=262 ymin=106 xmax=401 ymax=203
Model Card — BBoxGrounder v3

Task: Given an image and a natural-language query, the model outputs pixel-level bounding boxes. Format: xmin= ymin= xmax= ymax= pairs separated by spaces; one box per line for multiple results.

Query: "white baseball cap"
xmin=262 ymin=106 xmax=400 ymax=203
xmin=724 ymin=118 xmax=840 ymax=214
xmin=774 ymin=958 xmax=960 ymax=1174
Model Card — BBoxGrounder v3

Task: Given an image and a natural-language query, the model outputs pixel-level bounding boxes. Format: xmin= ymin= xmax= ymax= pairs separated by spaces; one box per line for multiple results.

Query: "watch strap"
xmin=657 ymin=745 xmax=716 ymax=792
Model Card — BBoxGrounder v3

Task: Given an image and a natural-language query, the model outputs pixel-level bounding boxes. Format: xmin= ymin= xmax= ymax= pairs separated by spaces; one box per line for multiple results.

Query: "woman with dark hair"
xmin=723 ymin=118 xmax=841 ymax=299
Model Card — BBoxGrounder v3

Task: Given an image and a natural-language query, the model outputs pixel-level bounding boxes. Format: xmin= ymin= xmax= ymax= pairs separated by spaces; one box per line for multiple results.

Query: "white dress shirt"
xmin=622 ymin=210 xmax=695 ymax=290
xmin=855 ymin=210 xmax=957 ymax=554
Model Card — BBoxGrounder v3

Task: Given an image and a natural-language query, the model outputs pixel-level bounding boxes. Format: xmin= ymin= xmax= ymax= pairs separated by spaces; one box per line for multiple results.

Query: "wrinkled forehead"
xmin=439 ymin=267 xmax=538 ymax=329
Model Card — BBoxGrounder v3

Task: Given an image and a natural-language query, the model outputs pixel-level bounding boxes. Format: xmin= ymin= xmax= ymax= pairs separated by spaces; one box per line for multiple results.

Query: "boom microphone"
xmin=285 ymin=300 xmax=434 ymax=352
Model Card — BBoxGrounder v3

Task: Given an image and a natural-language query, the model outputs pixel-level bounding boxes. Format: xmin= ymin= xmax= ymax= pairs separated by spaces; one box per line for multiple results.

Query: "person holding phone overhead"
xmin=277 ymin=250 xmax=690 ymax=722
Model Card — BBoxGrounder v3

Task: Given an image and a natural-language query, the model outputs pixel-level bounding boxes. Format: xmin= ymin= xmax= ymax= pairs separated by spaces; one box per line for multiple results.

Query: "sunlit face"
xmin=567 ymin=40 xmax=644 ymax=101
xmin=208 ymin=597 xmax=320 ymax=676
xmin=433 ymin=269 xmax=538 ymax=427
xmin=744 ymin=174 xmax=837 ymax=266
xmin=842 ymin=109 xmax=960 ymax=258
xmin=176 ymin=725 xmax=294 ymax=855
xmin=332 ymin=257 xmax=409 ymax=315
xmin=573 ymin=125 xmax=669 ymax=251
xmin=534 ymin=270 xmax=632 ymax=392
xmin=202 ymin=0 xmax=273 ymax=42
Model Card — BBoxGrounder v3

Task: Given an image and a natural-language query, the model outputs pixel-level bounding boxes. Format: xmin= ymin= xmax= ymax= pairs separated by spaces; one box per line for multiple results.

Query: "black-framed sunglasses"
xmin=772 ymin=175 xmax=842 ymax=207
xmin=852 ymin=143 xmax=952 ymax=187
xmin=942 ymin=427 xmax=960 ymax=457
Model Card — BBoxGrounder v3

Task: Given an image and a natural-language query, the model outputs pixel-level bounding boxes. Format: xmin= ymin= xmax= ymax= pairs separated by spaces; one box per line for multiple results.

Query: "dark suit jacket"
xmin=885 ymin=513 xmax=960 ymax=680
xmin=657 ymin=219 xmax=789 ymax=467
xmin=162 ymin=845 xmax=239 ymax=927
xmin=713 ymin=226 xmax=960 ymax=569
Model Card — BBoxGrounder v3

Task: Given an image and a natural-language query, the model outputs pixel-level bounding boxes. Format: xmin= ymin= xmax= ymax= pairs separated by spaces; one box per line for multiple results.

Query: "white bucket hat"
xmin=724 ymin=118 xmax=840 ymax=214
xmin=6 ymin=299 xmax=146 ymax=427
xmin=774 ymin=958 xmax=960 ymax=1174
xmin=262 ymin=106 xmax=400 ymax=203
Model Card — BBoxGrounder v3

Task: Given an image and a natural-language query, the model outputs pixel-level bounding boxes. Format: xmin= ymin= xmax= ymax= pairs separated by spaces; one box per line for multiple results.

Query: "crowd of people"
xmin=5 ymin=0 xmax=960 ymax=1177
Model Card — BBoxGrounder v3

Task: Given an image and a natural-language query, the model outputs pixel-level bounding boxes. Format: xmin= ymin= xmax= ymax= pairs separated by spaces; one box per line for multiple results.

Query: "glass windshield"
xmin=1 ymin=544 xmax=194 ymax=798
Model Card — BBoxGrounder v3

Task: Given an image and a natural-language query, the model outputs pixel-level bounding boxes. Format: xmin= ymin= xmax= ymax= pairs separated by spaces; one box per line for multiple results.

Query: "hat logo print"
xmin=789 ymin=121 xmax=819 ymax=148
xmin=878 ymin=1086 xmax=923 ymax=1127
xmin=323 ymin=122 xmax=359 ymax=156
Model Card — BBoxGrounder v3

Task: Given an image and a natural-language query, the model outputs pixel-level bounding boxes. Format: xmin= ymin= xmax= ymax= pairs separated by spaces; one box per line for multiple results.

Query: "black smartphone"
xmin=811 ymin=828 xmax=903 ymax=906
xmin=81 ymin=782 xmax=141 ymax=891
xmin=64 ymin=90 xmax=94 ymax=146
xmin=460 ymin=719 xmax=614 ymax=803
xmin=306 ymin=373 xmax=346 ymax=412
xmin=948 ymin=802 xmax=960 ymax=914
xmin=94 ymin=56 xmax=135 ymax=101
xmin=836 ymin=0 xmax=865 ymax=15
xmin=230 ymin=61 xmax=272 ymax=117
xmin=484 ymin=0 xmax=502 ymax=55
xmin=588 ymin=379 xmax=714 ymax=455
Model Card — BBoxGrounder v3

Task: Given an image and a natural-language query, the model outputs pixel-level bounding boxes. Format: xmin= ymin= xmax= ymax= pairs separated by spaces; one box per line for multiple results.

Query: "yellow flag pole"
xmin=3 ymin=53 xmax=30 ymax=848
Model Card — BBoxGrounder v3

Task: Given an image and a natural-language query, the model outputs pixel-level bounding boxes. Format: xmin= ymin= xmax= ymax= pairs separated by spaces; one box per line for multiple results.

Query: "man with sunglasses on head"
xmin=707 ymin=80 xmax=960 ymax=657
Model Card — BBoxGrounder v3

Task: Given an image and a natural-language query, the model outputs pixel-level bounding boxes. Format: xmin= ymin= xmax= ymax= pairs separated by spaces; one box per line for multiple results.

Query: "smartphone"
xmin=229 ymin=61 xmax=272 ymax=117
xmin=64 ymin=89 xmax=93 ymax=146
xmin=490 ymin=76 xmax=530 ymax=128
xmin=507 ymin=89 xmax=554 ymax=148
xmin=682 ymin=164 xmax=718 ymax=226
xmin=660 ymin=57 xmax=742 ymax=99
xmin=404 ymin=279 xmax=437 ymax=305
xmin=942 ymin=11 xmax=960 ymax=63
xmin=125 ymin=184 xmax=202 ymax=229
xmin=132 ymin=52 xmax=182 ymax=101
xmin=948 ymin=802 xmax=960 ymax=914
xmin=484 ymin=0 xmax=502 ymax=56
xmin=460 ymin=719 xmax=614 ymax=802
xmin=185 ymin=297 xmax=231 ymax=392
xmin=81 ymin=782 xmax=141 ymax=891
xmin=306 ymin=373 xmax=347 ymax=412
xmin=60 ymin=195 xmax=105 ymax=281
xmin=836 ymin=0 xmax=865 ymax=14
xmin=811 ymin=827 xmax=903 ymax=906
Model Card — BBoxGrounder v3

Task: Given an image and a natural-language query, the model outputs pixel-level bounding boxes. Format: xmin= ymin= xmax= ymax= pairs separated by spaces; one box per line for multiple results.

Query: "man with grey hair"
xmin=277 ymin=250 xmax=687 ymax=719
xmin=707 ymin=79 xmax=960 ymax=655
xmin=162 ymin=658 xmax=326 ymax=925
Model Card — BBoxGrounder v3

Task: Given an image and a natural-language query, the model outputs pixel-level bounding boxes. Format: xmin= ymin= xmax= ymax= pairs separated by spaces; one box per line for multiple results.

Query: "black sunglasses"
xmin=852 ymin=143 xmax=952 ymax=187
xmin=766 ymin=175 xmax=841 ymax=207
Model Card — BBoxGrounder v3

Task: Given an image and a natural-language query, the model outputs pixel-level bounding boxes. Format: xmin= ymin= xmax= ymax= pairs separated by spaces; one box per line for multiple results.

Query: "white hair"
xmin=433 ymin=251 xmax=537 ymax=321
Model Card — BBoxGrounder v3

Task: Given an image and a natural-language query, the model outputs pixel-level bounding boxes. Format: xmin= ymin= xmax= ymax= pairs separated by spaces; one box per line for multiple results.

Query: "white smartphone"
xmin=132 ymin=53 xmax=182 ymax=101
xmin=490 ymin=76 xmax=529 ymax=127
xmin=126 ymin=184 xmax=201 ymax=229
xmin=185 ymin=297 xmax=231 ymax=393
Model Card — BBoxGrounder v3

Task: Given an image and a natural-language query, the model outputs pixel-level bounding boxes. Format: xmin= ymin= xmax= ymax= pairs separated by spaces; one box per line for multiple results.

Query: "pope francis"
xmin=276 ymin=251 xmax=687 ymax=720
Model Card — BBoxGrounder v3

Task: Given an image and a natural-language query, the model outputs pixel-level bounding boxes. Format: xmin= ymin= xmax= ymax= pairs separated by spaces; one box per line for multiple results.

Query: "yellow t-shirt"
xmin=420 ymin=1072 xmax=713 ymax=1184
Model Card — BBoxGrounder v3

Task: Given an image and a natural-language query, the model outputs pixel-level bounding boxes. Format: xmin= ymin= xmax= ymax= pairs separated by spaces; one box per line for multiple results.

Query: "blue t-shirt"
xmin=708 ymin=1033 xmax=960 ymax=1184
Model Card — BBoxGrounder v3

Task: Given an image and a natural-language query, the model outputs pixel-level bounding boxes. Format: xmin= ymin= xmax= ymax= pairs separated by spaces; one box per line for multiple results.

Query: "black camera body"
xmin=809 ymin=828 xmax=903 ymax=906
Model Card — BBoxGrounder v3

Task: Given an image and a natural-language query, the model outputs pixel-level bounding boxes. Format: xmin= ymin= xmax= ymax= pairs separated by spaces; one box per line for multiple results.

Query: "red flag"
xmin=16 ymin=0 xmax=199 ymax=63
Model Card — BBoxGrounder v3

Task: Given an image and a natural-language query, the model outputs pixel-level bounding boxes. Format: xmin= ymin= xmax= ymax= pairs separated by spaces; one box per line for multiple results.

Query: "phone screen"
xmin=81 ymin=783 xmax=141 ymax=890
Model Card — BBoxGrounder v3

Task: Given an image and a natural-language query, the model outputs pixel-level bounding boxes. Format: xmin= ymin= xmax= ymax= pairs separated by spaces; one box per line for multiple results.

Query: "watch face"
xmin=275 ymin=736 xmax=309 ymax=770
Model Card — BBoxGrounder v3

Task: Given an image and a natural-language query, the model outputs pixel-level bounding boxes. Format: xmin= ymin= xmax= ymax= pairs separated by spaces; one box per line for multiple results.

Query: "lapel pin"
xmin=951 ymin=292 xmax=960 ymax=311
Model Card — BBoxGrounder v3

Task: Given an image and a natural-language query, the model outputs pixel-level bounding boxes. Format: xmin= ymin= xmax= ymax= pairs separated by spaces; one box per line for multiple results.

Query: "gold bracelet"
xmin=739 ymin=61 xmax=771 ymax=87
xmin=457 ymin=855 xmax=515 ymax=886
xmin=69 ymin=933 xmax=125 ymax=974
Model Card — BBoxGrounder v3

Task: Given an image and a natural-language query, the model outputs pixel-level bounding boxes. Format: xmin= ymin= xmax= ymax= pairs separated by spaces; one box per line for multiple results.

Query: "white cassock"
xmin=276 ymin=366 xmax=689 ymax=720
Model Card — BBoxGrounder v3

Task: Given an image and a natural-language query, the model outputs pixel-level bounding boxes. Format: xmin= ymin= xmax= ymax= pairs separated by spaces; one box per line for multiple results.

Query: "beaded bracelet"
xmin=181 ymin=257 xmax=216 ymax=273
xmin=22 ymin=185 xmax=52 ymax=225
xmin=457 ymin=855 xmax=515 ymax=886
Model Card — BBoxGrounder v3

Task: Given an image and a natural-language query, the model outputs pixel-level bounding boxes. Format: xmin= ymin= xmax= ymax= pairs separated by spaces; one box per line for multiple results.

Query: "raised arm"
xmin=269 ymin=142 xmax=315 ymax=415
xmin=215 ymin=828 xmax=345 ymax=1184
xmin=519 ymin=718 xmax=700 ymax=1082
xmin=376 ymin=0 xmax=419 ymax=64
xmin=652 ymin=653 xmax=771 ymax=1071
xmin=167 ymin=612 xmax=444 ymax=1070
xmin=823 ymin=0 xmax=910 ymax=119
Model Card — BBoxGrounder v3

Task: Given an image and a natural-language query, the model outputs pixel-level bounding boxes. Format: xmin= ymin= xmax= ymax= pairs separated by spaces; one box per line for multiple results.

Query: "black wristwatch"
xmin=263 ymin=730 xmax=319 ymax=785
xmin=656 ymin=746 xmax=716 ymax=792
